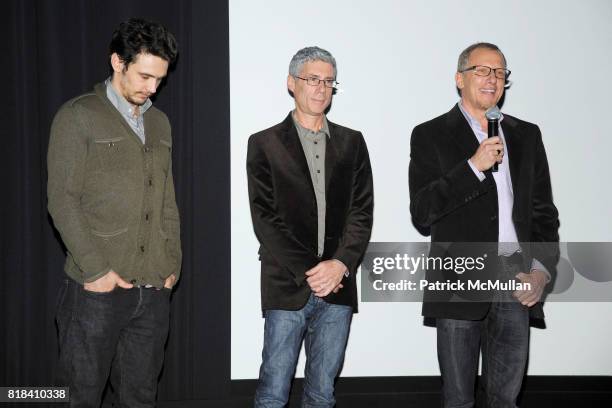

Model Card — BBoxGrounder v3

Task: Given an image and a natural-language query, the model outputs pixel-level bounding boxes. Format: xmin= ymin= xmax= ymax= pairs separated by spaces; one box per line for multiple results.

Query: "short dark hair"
xmin=109 ymin=18 xmax=178 ymax=68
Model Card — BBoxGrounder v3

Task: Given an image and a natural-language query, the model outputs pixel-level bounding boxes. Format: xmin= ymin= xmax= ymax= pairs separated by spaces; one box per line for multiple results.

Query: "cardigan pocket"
xmin=91 ymin=227 xmax=128 ymax=239
xmin=91 ymin=227 xmax=129 ymax=274
xmin=155 ymin=227 xmax=178 ymax=279
xmin=92 ymin=136 xmax=131 ymax=171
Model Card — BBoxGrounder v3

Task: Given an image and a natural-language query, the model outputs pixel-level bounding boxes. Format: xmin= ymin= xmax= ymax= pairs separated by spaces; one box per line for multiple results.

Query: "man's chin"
xmin=478 ymin=102 xmax=498 ymax=112
xmin=127 ymin=96 xmax=148 ymax=106
xmin=482 ymin=97 xmax=502 ymax=110
xmin=311 ymin=107 xmax=330 ymax=116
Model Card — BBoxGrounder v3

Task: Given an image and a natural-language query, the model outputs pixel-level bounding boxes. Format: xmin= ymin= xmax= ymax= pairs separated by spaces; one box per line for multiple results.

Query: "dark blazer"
xmin=409 ymin=104 xmax=559 ymax=320
xmin=247 ymin=113 xmax=374 ymax=312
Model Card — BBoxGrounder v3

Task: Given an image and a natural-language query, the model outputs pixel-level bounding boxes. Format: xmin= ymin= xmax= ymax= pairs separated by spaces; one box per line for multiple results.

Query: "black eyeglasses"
xmin=294 ymin=76 xmax=339 ymax=89
xmin=460 ymin=65 xmax=511 ymax=80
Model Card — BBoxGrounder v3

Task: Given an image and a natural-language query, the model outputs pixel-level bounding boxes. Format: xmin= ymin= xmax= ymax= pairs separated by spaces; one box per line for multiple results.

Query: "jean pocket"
xmin=81 ymin=284 xmax=119 ymax=296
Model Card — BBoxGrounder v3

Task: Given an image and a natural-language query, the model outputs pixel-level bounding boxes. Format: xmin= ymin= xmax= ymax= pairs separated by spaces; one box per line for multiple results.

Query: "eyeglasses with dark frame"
xmin=460 ymin=65 xmax=511 ymax=80
xmin=294 ymin=76 xmax=339 ymax=89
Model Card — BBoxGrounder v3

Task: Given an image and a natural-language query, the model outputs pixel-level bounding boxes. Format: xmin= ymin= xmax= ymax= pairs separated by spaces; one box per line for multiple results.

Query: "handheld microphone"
xmin=485 ymin=106 xmax=502 ymax=172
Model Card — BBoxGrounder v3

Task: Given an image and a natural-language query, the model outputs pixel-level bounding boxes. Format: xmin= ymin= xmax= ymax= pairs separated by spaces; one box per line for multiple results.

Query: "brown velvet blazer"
xmin=247 ymin=113 xmax=374 ymax=312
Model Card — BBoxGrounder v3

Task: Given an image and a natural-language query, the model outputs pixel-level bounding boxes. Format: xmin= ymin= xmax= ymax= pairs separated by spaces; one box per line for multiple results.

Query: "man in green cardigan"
xmin=47 ymin=18 xmax=181 ymax=406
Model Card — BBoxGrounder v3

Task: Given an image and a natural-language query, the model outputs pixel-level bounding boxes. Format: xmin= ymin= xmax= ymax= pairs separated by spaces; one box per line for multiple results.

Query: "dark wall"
xmin=2 ymin=0 xmax=230 ymax=401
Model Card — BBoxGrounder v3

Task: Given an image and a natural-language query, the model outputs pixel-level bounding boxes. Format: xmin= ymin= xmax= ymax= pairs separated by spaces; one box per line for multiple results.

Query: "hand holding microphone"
xmin=470 ymin=106 xmax=503 ymax=172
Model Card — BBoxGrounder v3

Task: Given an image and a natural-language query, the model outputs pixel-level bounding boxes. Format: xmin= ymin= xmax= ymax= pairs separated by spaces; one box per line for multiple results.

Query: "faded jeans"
xmin=254 ymin=294 xmax=353 ymax=408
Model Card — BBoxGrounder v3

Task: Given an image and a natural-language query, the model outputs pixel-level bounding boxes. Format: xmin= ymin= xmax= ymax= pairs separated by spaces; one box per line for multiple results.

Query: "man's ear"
xmin=110 ymin=53 xmax=125 ymax=74
xmin=455 ymin=71 xmax=464 ymax=90
xmin=287 ymin=75 xmax=296 ymax=93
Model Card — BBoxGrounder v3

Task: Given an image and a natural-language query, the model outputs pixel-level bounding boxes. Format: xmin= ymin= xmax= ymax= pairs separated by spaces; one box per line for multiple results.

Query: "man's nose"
xmin=485 ymin=71 xmax=498 ymax=84
xmin=147 ymin=79 xmax=158 ymax=94
xmin=315 ymin=80 xmax=327 ymax=92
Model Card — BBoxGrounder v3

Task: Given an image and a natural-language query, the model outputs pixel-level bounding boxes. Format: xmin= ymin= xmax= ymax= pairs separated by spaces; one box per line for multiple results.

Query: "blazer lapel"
xmin=501 ymin=115 xmax=521 ymax=190
xmin=325 ymin=121 xmax=340 ymax=192
xmin=279 ymin=113 xmax=315 ymax=191
xmin=501 ymin=115 xmax=523 ymax=222
xmin=446 ymin=104 xmax=480 ymax=160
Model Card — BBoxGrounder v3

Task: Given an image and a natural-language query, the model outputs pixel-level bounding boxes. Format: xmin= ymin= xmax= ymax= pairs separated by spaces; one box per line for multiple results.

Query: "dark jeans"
xmin=254 ymin=294 xmax=353 ymax=408
xmin=55 ymin=278 xmax=171 ymax=408
xmin=436 ymin=258 xmax=530 ymax=408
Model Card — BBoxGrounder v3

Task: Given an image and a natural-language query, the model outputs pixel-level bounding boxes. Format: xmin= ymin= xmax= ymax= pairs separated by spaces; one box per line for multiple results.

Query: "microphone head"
xmin=485 ymin=106 xmax=501 ymax=121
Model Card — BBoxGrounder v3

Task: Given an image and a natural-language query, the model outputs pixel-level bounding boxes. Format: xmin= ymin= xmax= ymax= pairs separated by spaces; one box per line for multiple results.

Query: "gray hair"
xmin=457 ymin=42 xmax=507 ymax=72
xmin=288 ymin=46 xmax=337 ymax=78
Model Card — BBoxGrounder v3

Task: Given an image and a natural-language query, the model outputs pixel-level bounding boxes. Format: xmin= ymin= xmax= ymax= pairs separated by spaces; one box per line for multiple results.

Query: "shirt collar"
xmin=105 ymin=77 xmax=152 ymax=118
xmin=458 ymin=100 xmax=504 ymax=130
xmin=291 ymin=110 xmax=330 ymax=138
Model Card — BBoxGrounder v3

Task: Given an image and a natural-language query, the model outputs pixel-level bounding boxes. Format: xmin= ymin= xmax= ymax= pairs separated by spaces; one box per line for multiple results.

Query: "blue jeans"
xmin=437 ymin=292 xmax=529 ymax=407
xmin=55 ymin=278 xmax=171 ymax=407
xmin=254 ymin=294 xmax=353 ymax=408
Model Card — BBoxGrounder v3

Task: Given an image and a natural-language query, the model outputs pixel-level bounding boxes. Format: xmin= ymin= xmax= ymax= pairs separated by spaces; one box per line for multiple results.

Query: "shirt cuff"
xmin=467 ymin=159 xmax=486 ymax=182
xmin=530 ymin=258 xmax=551 ymax=283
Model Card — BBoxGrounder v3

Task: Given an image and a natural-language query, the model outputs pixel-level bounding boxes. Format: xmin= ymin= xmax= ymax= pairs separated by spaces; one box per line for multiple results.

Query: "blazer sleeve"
xmin=528 ymin=127 xmax=560 ymax=273
xmin=408 ymin=123 xmax=493 ymax=230
xmin=246 ymin=135 xmax=320 ymax=285
xmin=332 ymin=132 xmax=374 ymax=274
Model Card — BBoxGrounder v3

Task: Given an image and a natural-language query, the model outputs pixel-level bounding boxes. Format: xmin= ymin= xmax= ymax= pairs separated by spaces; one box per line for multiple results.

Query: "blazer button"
xmin=490 ymin=215 xmax=498 ymax=221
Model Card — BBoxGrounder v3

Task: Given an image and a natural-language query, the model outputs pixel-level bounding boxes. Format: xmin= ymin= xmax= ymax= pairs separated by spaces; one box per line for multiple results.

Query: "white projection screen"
xmin=230 ymin=0 xmax=612 ymax=379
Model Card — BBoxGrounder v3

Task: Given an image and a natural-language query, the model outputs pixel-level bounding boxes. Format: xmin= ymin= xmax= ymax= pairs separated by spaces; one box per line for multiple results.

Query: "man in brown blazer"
xmin=247 ymin=46 xmax=374 ymax=407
